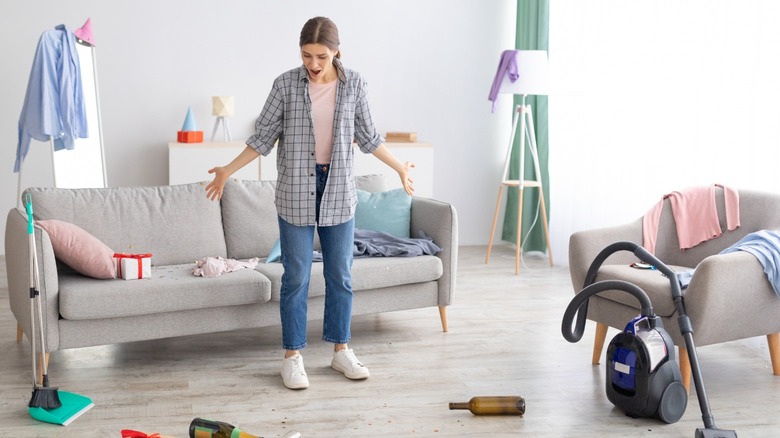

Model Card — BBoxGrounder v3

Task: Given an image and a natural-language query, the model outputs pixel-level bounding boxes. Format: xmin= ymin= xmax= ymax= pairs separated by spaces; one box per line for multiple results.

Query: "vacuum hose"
xmin=561 ymin=279 xmax=654 ymax=343
xmin=562 ymin=241 xmax=667 ymax=344
xmin=583 ymin=241 xmax=683 ymax=300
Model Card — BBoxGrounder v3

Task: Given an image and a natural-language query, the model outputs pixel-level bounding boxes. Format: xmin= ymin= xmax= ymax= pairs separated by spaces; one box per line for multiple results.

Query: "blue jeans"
xmin=277 ymin=164 xmax=355 ymax=350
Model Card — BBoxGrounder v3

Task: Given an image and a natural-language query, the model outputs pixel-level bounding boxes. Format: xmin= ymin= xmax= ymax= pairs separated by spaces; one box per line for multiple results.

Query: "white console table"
xmin=168 ymin=141 xmax=259 ymax=185
xmin=169 ymin=141 xmax=433 ymax=197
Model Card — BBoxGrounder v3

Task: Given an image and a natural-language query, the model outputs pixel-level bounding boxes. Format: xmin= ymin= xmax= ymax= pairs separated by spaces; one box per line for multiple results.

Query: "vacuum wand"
xmin=632 ymin=245 xmax=737 ymax=437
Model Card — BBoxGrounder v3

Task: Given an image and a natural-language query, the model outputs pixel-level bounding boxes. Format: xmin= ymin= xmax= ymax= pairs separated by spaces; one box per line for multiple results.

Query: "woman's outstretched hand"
xmin=205 ymin=166 xmax=229 ymax=201
xmin=204 ymin=146 xmax=262 ymax=201
xmin=371 ymin=144 xmax=417 ymax=196
xmin=398 ymin=161 xmax=416 ymax=196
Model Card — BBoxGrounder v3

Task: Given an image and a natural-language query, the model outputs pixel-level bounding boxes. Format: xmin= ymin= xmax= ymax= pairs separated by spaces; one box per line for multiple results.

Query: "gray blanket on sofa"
xmin=313 ymin=228 xmax=442 ymax=261
xmin=353 ymin=228 xmax=443 ymax=257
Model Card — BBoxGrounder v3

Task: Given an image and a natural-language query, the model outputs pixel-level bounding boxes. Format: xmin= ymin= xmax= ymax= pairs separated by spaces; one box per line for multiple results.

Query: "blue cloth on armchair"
xmin=720 ymin=229 xmax=780 ymax=297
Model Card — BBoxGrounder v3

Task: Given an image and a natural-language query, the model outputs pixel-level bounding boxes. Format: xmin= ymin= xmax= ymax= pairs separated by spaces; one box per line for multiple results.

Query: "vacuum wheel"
xmin=658 ymin=380 xmax=688 ymax=424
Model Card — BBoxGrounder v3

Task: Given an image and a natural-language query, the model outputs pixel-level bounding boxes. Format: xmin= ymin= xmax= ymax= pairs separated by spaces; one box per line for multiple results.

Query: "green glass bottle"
xmin=449 ymin=396 xmax=526 ymax=415
xmin=189 ymin=417 xmax=262 ymax=438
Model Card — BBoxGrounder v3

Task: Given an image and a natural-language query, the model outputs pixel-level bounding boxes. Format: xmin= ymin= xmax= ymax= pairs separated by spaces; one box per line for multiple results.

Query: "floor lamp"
xmin=485 ymin=50 xmax=553 ymax=275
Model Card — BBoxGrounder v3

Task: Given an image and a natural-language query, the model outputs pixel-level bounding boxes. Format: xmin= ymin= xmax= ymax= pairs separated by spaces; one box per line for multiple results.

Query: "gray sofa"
xmin=5 ymin=175 xmax=457 ymax=357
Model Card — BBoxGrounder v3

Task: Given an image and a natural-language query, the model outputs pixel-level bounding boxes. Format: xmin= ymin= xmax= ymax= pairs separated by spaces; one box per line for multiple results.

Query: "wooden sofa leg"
xmin=17 ymin=323 xmax=23 ymax=342
xmin=438 ymin=306 xmax=448 ymax=332
xmin=767 ymin=333 xmax=780 ymax=375
xmin=678 ymin=346 xmax=691 ymax=394
xmin=592 ymin=322 xmax=608 ymax=365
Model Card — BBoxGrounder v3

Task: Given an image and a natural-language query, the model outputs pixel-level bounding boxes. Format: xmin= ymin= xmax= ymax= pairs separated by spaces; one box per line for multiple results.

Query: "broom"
xmin=24 ymin=194 xmax=94 ymax=426
xmin=25 ymin=194 xmax=61 ymax=409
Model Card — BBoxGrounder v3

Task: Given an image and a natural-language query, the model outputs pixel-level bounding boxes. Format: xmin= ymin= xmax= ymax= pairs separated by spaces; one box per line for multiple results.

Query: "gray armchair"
xmin=568 ymin=186 xmax=780 ymax=391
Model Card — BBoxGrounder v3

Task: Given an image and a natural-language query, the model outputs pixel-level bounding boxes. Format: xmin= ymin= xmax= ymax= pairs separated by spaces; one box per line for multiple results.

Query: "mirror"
xmin=51 ymin=41 xmax=107 ymax=188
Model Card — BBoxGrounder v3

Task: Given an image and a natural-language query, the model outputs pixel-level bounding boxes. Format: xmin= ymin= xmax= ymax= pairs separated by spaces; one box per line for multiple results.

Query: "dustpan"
xmin=29 ymin=390 xmax=94 ymax=426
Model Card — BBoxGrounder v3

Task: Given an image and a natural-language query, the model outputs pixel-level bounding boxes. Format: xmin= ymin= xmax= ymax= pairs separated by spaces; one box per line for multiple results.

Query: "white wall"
xmin=7 ymin=2 xmax=779 ymax=267
xmin=549 ymin=0 xmax=780 ymax=264
xmin=0 ymin=1 xmax=517 ymax=255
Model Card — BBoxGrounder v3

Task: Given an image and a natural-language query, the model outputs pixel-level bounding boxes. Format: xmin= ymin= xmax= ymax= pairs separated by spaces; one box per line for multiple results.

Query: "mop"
xmin=24 ymin=194 xmax=94 ymax=426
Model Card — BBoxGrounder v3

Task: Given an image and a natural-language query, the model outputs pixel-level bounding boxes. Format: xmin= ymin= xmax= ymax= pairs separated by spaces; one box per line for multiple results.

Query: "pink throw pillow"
xmin=36 ymin=219 xmax=117 ymax=279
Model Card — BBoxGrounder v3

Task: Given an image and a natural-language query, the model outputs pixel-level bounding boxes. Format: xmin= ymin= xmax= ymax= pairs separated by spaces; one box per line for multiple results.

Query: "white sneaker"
xmin=281 ymin=353 xmax=309 ymax=389
xmin=331 ymin=349 xmax=370 ymax=380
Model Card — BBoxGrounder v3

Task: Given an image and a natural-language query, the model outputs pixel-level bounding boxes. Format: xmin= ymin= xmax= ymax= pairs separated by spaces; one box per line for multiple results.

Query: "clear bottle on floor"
xmin=449 ymin=396 xmax=526 ymax=416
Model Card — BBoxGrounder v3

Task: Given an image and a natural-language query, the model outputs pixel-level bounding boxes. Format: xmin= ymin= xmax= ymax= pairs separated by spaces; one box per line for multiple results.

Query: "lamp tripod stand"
xmin=210 ymin=116 xmax=232 ymax=142
xmin=485 ymin=96 xmax=553 ymax=274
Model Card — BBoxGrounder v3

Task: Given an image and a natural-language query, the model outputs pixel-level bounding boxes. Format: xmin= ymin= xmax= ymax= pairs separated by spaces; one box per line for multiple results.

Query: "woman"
xmin=205 ymin=16 xmax=414 ymax=390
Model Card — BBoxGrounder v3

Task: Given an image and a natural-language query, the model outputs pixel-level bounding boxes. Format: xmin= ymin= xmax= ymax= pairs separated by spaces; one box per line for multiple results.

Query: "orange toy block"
xmin=177 ymin=131 xmax=204 ymax=143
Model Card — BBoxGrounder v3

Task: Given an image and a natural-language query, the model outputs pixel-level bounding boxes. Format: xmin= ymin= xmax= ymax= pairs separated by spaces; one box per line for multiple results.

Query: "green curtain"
xmin=501 ymin=0 xmax=550 ymax=252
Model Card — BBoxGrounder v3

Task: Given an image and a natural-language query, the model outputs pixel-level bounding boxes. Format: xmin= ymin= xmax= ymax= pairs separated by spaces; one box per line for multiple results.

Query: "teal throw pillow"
xmin=266 ymin=238 xmax=281 ymax=263
xmin=356 ymin=188 xmax=412 ymax=238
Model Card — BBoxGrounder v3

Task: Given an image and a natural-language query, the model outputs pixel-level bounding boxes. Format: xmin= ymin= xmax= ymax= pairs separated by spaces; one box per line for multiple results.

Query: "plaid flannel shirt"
xmin=246 ymin=59 xmax=383 ymax=226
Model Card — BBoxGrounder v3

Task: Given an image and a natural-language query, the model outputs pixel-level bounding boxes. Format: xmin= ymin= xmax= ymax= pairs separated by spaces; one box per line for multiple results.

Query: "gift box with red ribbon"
xmin=113 ymin=253 xmax=152 ymax=280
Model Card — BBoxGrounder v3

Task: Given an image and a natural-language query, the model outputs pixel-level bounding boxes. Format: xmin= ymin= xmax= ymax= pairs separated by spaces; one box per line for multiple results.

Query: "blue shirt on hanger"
xmin=15 ymin=24 xmax=88 ymax=173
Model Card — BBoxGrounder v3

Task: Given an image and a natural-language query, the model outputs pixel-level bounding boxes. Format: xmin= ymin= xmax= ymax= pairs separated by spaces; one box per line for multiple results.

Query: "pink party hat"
xmin=74 ymin=17 xmax=95 ymax=46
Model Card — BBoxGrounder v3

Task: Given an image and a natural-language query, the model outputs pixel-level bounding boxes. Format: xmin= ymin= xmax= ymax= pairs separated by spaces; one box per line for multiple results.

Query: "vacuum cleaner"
xmin=561 ymin=241 xmax=737 ymax=438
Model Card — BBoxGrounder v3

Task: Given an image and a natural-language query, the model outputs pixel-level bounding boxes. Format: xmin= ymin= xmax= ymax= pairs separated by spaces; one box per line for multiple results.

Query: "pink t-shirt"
xmin=642 ymin=184 xmax=740 ymax=254
xmin=309 ymin=79 xmax=338 ymax=164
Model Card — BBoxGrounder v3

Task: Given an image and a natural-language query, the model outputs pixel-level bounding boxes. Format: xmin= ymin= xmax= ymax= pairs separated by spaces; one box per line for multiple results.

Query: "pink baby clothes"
xmin=193 ymin=256 xmax=260 ymax=278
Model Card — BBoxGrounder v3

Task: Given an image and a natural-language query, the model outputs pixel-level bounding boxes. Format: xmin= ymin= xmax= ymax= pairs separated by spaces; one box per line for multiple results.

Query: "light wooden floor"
xmin=1 ymin=246 xmax=778 ymax=437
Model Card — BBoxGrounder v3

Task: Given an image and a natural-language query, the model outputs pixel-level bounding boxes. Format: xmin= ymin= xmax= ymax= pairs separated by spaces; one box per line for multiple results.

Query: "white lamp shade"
xmin=212 ymin=96 xmax=235 ymax=117
xmin=499 ymin=50 xmax=549 ymax=96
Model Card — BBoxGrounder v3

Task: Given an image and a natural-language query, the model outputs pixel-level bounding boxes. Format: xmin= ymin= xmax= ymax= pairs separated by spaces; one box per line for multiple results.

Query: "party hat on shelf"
xmin=177 ymin=107 xmax=203 ymax=143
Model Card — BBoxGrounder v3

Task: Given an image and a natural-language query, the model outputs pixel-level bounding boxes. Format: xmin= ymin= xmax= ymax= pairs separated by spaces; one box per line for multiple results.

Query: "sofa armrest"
xmin=4 ymin=208 xmax=61 ymax=351
xmin=568 ymin=219 xmax=643 ymax=292
xmin=410 ymin=197 xmax=458 ymax=306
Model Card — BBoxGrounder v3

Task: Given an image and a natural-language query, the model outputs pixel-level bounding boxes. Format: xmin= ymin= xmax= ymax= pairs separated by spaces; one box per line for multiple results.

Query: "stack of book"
xmin=385 ymin=132 xmax=417 ymax=143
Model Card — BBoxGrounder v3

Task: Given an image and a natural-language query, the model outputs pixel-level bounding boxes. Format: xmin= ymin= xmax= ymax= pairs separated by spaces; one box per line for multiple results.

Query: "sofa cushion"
xmin=255 ymin=255 xmax=443 ymax=301
xmin=58 ymin=263 xmax=272 ymax=320
xmin=36 ymin=219 xmax=117 ymax=279
xmin=266 ymin=238 xmax=281 ymax=263
xmin=222 ymin=175 xmax=389 ymax=260
xmin=25 ymin=183 xmax=226 ymax=266
xmin=221 ymin=179 xmax=279 ymax=260
xmin=592 ymin=264 xmax=693 ymax=317
xmin=355 ymin=174 xmax=388 ymax=193
xmin=356 ymin=188 xmax=412 ymax=238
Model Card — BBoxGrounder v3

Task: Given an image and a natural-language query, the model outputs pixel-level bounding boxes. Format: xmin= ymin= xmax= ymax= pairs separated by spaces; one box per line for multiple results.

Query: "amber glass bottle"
xmin=449 ymin=396 xmax=526 ymax=415
xmin=189 ymin=418 xmax=262 ymax=438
